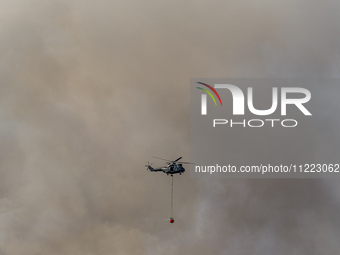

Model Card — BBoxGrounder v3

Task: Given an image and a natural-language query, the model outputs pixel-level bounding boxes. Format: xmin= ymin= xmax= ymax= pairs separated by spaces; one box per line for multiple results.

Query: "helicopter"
xmin=145 ymin=156 xmax=193 ymax=176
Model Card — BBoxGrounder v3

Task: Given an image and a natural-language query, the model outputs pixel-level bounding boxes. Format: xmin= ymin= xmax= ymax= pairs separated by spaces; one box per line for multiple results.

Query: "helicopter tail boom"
xmin=149 ymin=167 xmax=163 ymax=172
xmin=145 ymin=163 xmax=163 ymax=172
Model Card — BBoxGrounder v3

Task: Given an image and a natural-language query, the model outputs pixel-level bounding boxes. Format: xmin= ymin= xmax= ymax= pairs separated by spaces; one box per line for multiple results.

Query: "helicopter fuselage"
xmin=148 ymin=164 xmax=185 ymax=175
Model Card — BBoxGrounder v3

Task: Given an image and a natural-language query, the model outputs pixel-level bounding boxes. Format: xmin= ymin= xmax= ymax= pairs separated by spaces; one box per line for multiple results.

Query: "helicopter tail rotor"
xmin=145 ymin=161 xmax=153 ymax=171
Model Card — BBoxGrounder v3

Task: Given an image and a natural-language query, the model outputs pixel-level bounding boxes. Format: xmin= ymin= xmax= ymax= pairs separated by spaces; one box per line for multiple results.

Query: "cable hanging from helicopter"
xmin=170 ymin=175 xmax=174 ymax=223
xmin=145 ymin=156 xmax=194 ymax=224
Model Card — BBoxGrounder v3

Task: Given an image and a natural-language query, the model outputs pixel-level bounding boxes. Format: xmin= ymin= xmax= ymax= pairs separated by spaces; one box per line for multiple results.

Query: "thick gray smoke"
xmin=1 ymin=0 xmax=340 ymax=254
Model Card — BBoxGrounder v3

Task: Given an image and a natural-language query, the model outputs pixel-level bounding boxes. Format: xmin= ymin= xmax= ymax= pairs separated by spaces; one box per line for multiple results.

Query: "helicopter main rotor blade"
xmin=177 ymin=161 xmax=195 ymax=164
xmin=173 ymin=157 xmax=182 ymax=163
xmin=165 ymin=157 xmax=183 ymax=167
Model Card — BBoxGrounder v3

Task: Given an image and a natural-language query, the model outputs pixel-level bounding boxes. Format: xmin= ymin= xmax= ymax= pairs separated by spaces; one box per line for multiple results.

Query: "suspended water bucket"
xmin=169 ymin=217 xmax=174 ymax=223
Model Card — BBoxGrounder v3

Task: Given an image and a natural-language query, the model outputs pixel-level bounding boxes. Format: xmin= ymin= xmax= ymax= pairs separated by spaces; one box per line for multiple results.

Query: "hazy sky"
xmin=1 ymin=0 xmax=340 ymax=254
